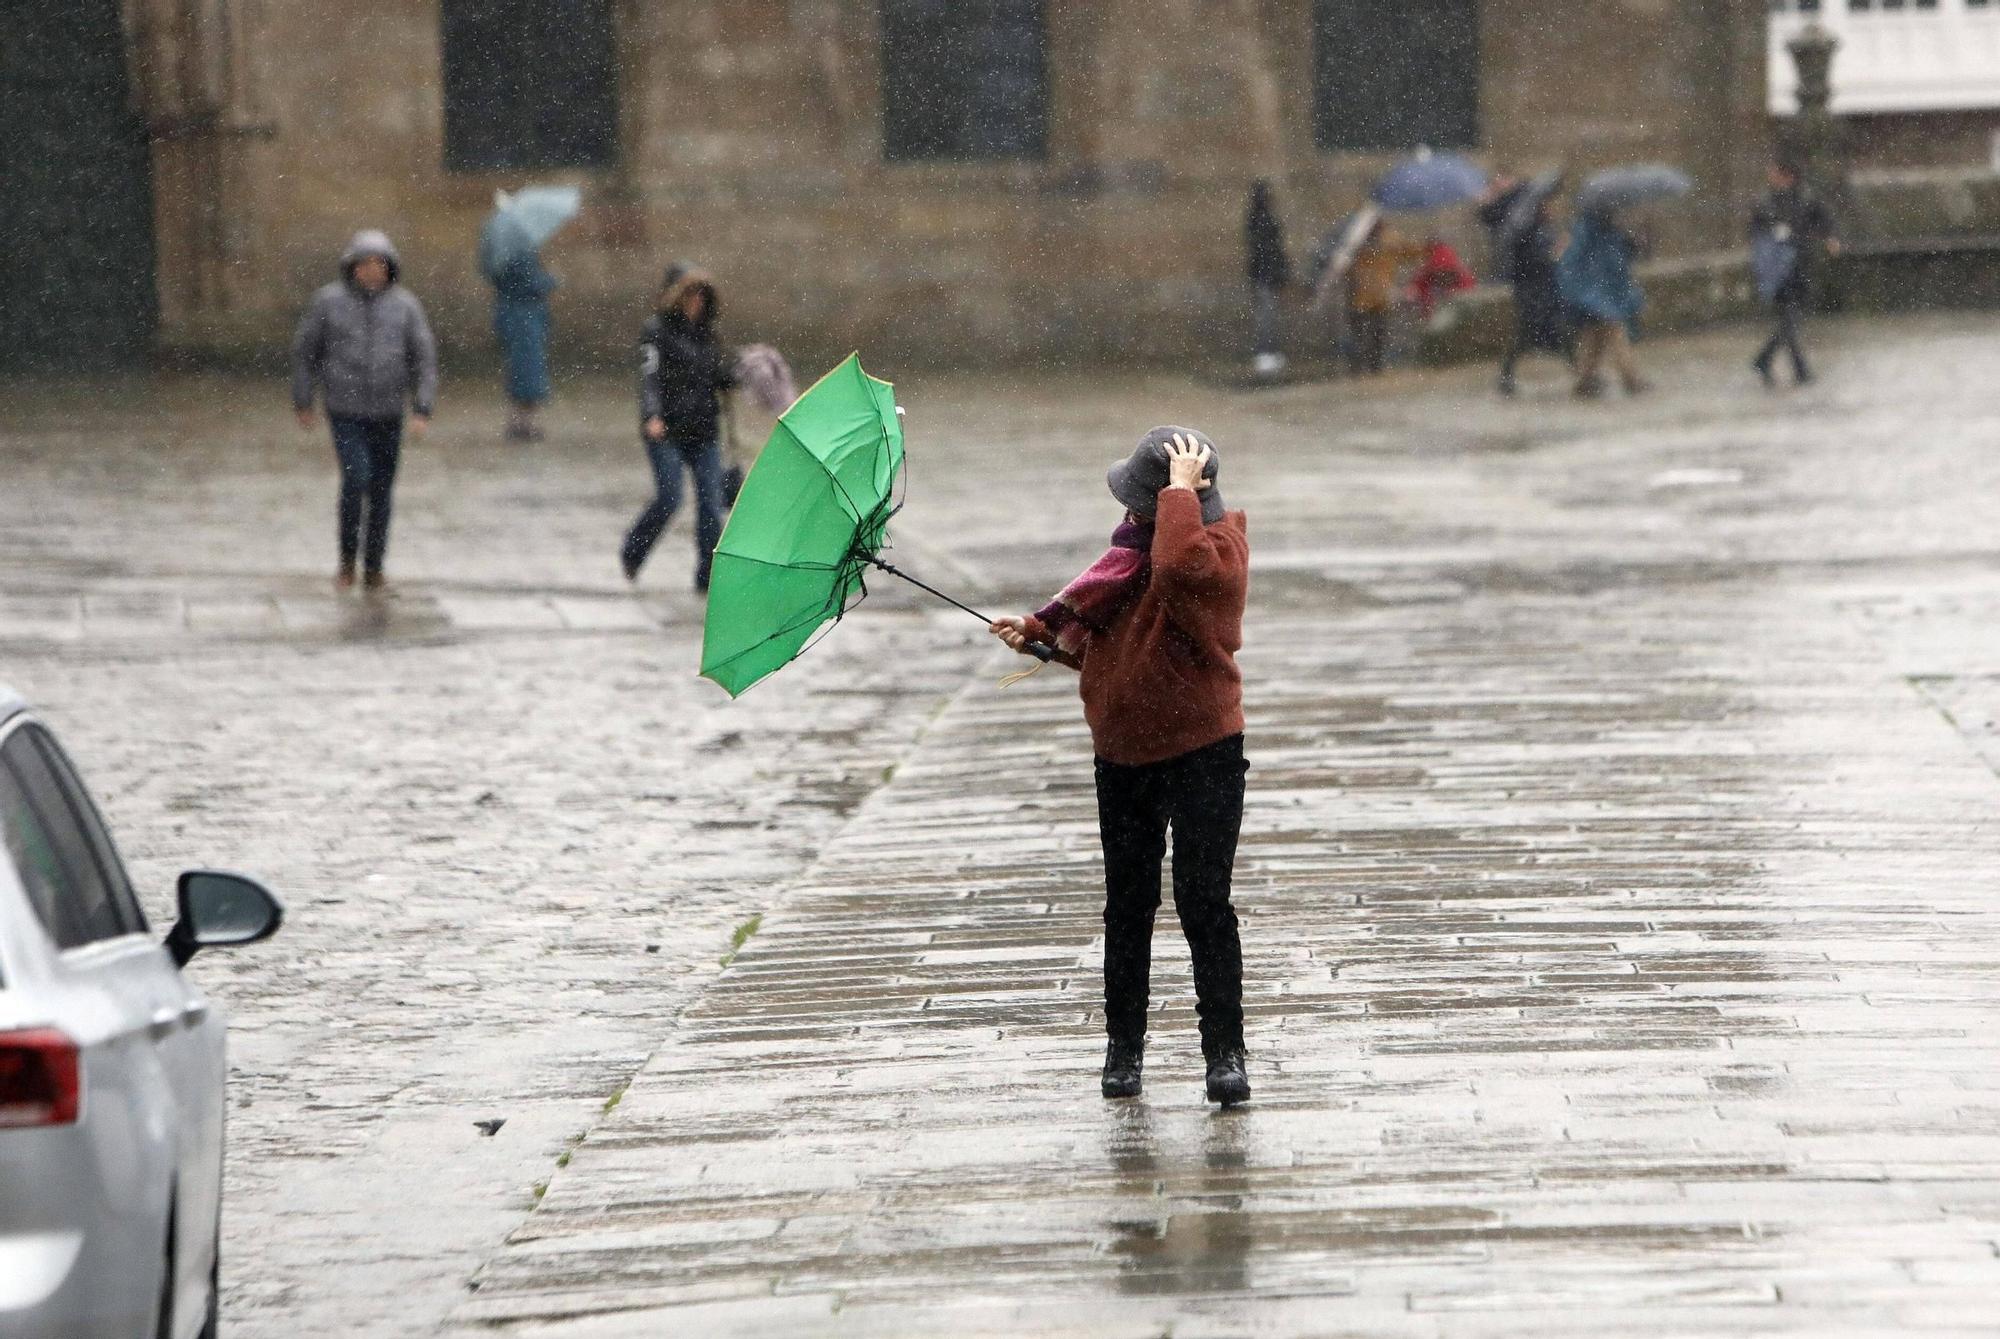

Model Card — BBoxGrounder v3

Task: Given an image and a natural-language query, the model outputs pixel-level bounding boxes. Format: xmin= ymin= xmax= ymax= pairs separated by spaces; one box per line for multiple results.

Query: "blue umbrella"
xmin=1574 ymin=164 xmax=1691 ymax=216
xmin=504 ymin=186 xmax=581 ymax=248
xmin=1372 ymin=150 xmax=1488 ymax=213
xmin=478 ymin=186 xmax=581 ymax=281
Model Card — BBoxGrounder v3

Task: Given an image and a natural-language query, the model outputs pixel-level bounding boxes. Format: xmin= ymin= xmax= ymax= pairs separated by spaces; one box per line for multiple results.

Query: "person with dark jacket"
xmin=1244 ymin=181 xmax=1291 ymax=375
xmin=621 ymin=263 xmax=736 ymax=589
xmin=290 ymin=229 xmax=439 ymax=591
xmin=1750 ymin=158 xmax=1839 ymax=388
xmin=991 ymin=428 xmax=1253 ymax=1108
xmin=1479 ymin=186 xmax=1571 ymax=396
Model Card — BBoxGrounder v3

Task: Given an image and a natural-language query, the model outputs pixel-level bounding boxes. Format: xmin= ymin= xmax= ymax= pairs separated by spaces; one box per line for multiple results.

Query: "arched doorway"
xmin=0 ymin=0 xmax=159 ymax=370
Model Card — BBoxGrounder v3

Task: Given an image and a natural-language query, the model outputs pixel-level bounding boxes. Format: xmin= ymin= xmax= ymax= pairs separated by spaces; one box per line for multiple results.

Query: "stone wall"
xmin=131 ymin=0 xmax=1766 ymax=371
xmin=1841 ymin=110 xmax=2000 ymax=174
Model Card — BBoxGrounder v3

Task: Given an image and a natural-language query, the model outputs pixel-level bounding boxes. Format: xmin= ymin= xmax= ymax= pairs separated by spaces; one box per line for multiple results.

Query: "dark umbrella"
xmin=1372 ymin=150 xmax=1488 ymax=213
xmin=1503 ymin=168 xmax=1565 ymax=238
xmin=1574 ymin=164 xmax=1692 ymax=216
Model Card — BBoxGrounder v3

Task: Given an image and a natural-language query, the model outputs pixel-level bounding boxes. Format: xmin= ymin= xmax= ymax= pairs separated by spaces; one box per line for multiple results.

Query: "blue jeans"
xmin=622 ymin=437 xmax=725 ymax=585
xmin=329 ymin=414 xmax=403 ymax=574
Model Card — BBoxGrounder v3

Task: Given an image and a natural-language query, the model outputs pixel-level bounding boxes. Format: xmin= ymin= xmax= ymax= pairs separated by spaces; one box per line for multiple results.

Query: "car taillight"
xmin=0 ymin=1029 xmax=80 ymax=1128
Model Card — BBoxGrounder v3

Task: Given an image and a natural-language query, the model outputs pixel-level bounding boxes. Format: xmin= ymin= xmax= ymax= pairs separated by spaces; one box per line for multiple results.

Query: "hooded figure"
xmin=1557 ymin=211 xmax=1648 ymax=398
xmin=1556 ymin=211 xmax=1643 ymax=329
xmin=290 ymin=230 xmax=439 ymax=589
xmin=991 ymin=426 xmax=1254 ymax=1110
xmin=291 ymin=231 xmax=438 ymax=424
xmin=621 ymin=262 xmax=737 ymax=588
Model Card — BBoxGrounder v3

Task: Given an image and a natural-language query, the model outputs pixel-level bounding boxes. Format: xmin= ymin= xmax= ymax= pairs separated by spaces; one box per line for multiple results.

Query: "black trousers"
xmin=1499 ymin=313 xmax=1571 ymax=382
xmin=329 ymin=414 xmax=403 ymax=575
xmin=1756 ymin=295 xmax=1810 ymax=381
xmin=1347 ymin=310 xmax=1387 ymax=375
xmin=1094 ymin=734 xmax=1247 ymax=1058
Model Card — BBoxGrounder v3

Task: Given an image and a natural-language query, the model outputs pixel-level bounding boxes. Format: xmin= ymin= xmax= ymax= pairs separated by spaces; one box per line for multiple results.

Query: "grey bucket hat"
xmin=1106 ymin=426 xmax=1224 ymax=525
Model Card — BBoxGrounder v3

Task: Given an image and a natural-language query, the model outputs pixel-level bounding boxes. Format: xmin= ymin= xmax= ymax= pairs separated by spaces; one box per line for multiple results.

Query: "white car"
xmin=0 ymin=686 xmax=281 ymax=1338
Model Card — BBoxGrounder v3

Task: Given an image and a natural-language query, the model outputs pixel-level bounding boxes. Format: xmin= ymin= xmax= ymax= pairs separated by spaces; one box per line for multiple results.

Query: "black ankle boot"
xmin=1101 ymin=1039 xmax=1143 ymax=1099
xmin=1205 ymin=1047 xmax=1250 ymax=1107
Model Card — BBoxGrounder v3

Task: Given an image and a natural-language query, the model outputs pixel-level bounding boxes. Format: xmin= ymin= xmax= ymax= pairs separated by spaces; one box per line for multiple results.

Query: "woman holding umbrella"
xmin=1345 ymin=148 xmax=1486 ymax=375
xmin=1557 ymin=207 xmax=1646 ymax=399
xmin=479 ymin=187 xmax=579 ymax=443
xmin=991 ymin=430 xmax=1253 ymax=1108
xmin=1479 ymin=170 xmax=1570 ymax=397
xmin=1558 ymin=165 xmax=1690 ymax=399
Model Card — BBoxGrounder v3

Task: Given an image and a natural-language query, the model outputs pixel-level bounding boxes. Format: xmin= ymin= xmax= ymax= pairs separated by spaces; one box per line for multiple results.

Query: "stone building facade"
xmin=1768 ymin=1 xmax=2000 ymax=172
xmin=20 ymin=2 xmax=1767 ymax=370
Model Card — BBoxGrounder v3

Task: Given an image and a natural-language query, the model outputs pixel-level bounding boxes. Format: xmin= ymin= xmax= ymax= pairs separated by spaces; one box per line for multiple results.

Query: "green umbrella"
xmin=698 ymin=353 xmax=1047 ymax=697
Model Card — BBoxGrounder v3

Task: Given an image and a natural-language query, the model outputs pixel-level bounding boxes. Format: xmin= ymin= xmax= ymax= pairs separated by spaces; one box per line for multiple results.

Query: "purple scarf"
xmin=1034 ymin=518 xmax=1153 ymax=658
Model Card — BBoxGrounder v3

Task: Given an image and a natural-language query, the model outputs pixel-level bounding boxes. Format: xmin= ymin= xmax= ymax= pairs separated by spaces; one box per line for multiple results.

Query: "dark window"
xmin=29 ymin=730 xmax=144 ymax=935
xmin=0 ymin=728 xmax=135 ymax=950
xmin=1312 ymin=0 xmax=1480 ymax=153
xmin=441 ymin=0 xmax=619 ymax=171
xmin=881 ymin=0 xmax=1048 ymax=161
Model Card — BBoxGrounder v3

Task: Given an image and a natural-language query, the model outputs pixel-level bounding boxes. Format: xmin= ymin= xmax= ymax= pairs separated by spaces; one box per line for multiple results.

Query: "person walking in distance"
xmin=485 ymin=223 xmax=558 ymax=441
xmin=991 ymin=429 xmax=1253 ymax=1107
xmin=1480 ymin=182 xmax=1571 ymax=396
xmin=1243 ymin=180 xmax=1291 ymax=377
xmin=1341 ymin=217 xmax=1426 ymax=375
xmin=1750 ymin=155 xmax=1839 ymax=388
xmin=622 ymin=263 xmax=735 ymax=590
xmin=290 ymin=230 xmax=439 ymax=591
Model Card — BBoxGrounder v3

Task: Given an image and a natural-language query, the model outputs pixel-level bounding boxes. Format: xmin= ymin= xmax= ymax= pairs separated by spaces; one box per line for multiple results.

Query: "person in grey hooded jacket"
xmin=291 ymin=230 xmax=439 ymax=590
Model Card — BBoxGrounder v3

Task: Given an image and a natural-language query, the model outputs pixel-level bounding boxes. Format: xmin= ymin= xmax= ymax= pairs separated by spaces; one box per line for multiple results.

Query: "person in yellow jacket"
xmin=1341 ymin=218 xmax=1427 ymax=375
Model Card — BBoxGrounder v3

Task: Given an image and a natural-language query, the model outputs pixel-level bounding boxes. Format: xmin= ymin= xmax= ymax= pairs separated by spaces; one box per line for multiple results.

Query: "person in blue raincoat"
xmin=489 ymin=247 xmax=555 ymax=441
xmin=480 ymin=202 xmax=559 ymax=442
xmin=1557 ymin=208 xmax=1648 ymax=399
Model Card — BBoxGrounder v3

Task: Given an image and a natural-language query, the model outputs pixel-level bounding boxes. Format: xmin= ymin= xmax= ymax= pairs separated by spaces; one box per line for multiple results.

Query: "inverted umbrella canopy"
xmin=1574 ymin=164 xmax=1691 ymax=216
xmin=1308 ymin=204 xmax=1383 ymax=310
xmin=1372 ymin=150 xmax=1488 ymax=212
xmin=478 ymin=186 xmax=582 ymax=280
xmin=1503 ymin=168 xmax=1565 ymax=238
xmin=699 ymin=354 xmax=905 ymax=698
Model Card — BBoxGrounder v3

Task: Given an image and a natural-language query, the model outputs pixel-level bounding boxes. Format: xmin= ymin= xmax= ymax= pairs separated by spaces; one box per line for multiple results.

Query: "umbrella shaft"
xmin=863 ymin=556 xmax=992 ymax=624
xmin=861 ymin=555 xmax=1057 ymax=663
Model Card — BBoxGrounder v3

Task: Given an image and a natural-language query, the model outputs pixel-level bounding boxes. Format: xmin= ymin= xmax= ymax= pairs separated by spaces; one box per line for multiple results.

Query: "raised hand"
xmin=1165 ymin=433 xmax=1213 ymax=492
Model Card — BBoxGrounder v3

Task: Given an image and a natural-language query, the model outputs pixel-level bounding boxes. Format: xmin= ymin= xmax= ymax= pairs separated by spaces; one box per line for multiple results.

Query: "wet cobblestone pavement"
xmin=6 ymin=314 xmax=2000 ymax=1335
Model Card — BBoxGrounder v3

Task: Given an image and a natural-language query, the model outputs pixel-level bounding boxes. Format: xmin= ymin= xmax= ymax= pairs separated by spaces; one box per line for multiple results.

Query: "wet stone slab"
xmin=8 ymin=316 xmax=2000 ymax=1337
xmin=459 ymin=580 xmax=2000 ymax=1330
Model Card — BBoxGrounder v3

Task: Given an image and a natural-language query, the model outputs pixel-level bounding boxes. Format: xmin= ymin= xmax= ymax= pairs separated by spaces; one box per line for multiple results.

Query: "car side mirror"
xmin=165 ymin=870 xmax=283 ymax=968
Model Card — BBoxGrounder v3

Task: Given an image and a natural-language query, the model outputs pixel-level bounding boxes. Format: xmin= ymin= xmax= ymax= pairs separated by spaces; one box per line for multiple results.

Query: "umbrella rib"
xmin=701 ymin=578 xmax=864 ymax=682
xmin=763 ymin=360 xmax=893 ymax=526
xmin=712 ymin=553 xmax=843 ymax=572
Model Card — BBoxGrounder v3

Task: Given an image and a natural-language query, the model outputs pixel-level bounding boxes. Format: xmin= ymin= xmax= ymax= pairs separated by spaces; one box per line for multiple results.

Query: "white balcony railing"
xmin=1769 ymin=1 xmax=2000 ymax=114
